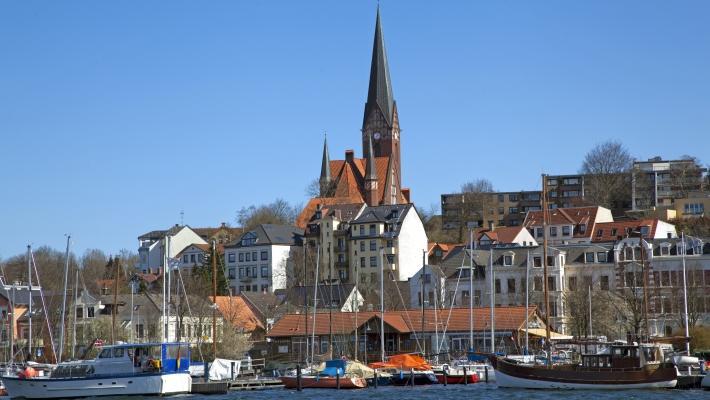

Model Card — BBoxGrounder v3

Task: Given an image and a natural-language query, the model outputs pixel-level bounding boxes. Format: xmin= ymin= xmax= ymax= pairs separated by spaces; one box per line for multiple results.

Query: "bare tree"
xmin=563 ymin=279 xmax=623 ymax=339
xmin=237 ymin=199 xmax=298 ymax=231
xmin=454 ymin=179 xmax=495 ymax=242
xmin=670 ymin=155 xmax=706 ymax=199
xmin=580 ymin=141 xmax=633 ymax=210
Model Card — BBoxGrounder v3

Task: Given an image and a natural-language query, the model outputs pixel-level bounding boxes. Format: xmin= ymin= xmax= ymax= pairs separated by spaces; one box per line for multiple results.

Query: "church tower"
xmin=361 ymin=7 xmax=401 ymax=196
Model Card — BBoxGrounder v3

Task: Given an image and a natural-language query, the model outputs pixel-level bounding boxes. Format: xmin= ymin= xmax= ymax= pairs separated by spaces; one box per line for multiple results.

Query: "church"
xmin=297 ymin=8 xmax=411 ymax=228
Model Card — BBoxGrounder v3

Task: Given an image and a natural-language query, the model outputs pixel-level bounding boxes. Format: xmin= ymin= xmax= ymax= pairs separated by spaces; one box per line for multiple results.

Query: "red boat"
xmin=280 ymin=375 xmax=367 ymax=389
xmin=432 ymin=365 xmax=480 ymax=384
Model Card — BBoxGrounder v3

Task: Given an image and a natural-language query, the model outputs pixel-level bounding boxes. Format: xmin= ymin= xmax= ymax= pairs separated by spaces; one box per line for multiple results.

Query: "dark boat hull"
xmin=490 ymin=357 xmax=677 ymax=389
xmin=390 ymin=371 xmax=438 ymax=386
xmin=280 ymin=376 xmax=367 ymax=389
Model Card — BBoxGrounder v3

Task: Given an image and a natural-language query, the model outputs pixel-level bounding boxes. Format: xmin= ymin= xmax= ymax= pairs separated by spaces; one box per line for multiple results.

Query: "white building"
xmin=137 ymin=225 xmax=207 ymax=274
xmin=224 ymin=224 xmax=304 ymax=294
xmin=523 ymin=206 xmax=614 ymax=245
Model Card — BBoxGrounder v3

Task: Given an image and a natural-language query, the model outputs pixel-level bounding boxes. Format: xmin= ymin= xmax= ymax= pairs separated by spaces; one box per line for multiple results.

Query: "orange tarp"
xmin=369 ymin=354 xmax=431 ymax=371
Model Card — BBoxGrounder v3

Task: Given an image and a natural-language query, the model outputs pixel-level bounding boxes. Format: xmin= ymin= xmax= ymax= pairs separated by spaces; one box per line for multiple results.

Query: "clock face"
xmin=373 ymin=132 xmax=381 ymax=140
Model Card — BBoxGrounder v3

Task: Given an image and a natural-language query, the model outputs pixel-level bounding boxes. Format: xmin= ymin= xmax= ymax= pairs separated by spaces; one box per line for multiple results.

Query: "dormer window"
xmin=640 ymin=226 xmax=650 ymax=237
xmin=579 ymin=224 xmax=587 ymax=234
xmin=584 ymin=252 xmax=595 ymax=263
xmin=503 ymin=253 xmax=514 ymax=266
xmin=391 ymin=209 xmax=399 ymax=219
xmin=660 ymin=243 xmax=670 ymax=256
xmin=562 ymin=226 xmax=570 ymax=236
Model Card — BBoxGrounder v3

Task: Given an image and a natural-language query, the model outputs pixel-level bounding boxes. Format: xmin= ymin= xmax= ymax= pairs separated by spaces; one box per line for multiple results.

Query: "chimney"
xmin=402 ymin=188 xmax=411 ymax=203
xmin=489 ymin=221 xmax=496 ymax=231
xmin=345 ymin=149 xmax=354 ymax=163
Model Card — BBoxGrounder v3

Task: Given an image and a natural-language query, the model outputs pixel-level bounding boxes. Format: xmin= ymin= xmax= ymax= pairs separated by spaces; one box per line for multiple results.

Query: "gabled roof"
xmin=213 ymin=295 xmax=264 ymax=332
xmin=296 ymin=197 xmax=363 ymax=229
xmin=592 ymin=219 xmax=659 ymax=242
xmin=352 ymin=203 xmax=412 ymax=228
xmin=477 ymin=226 xmax=526 ymax=244
xmin=523 ymin=206 xmax=602 ymax=238
xmin=282 ymin=284 xmax=358 ymax=310
xmin=226 ymin=224 xmax=303 ymax=248
xmin=267 ymin=306 xmax=539 ymax=338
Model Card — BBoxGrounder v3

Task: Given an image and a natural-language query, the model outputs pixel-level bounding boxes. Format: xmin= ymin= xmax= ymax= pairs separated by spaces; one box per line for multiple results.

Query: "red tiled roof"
xmin=295 ymin=197 xmax=362 ymax=229
xmin=267 ymin=306 xmax=538 ymax=337
xmin=212 ymin=295 xmax=264 ymax=332
xmin=592 ymin=219 xmax=659 ymax=242
xmin=477 ymin=226 xmax=525 ymax=244
xmin=523 ymin=206 xmax=600 ymax=238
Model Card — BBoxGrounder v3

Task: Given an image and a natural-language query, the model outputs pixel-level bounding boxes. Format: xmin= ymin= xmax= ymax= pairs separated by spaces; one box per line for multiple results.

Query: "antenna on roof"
xmin=180 ymin=210 xmax=184 ymax=226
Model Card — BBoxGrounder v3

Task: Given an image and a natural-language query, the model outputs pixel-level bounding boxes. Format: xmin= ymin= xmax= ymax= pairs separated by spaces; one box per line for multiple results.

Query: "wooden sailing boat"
xmin=490 ymin=174 xmax=677 ymax=389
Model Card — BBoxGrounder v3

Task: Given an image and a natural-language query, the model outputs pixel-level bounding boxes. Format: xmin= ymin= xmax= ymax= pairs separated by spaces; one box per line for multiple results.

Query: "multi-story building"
xmin=223 ymin=224 xmax=304 ymax=295
xmin=137 ymin=225 xmax=207 ymax=274
xmin=632 ymin=157 xmax=708 ymax=210
xmin=545 ymin=174 xmax=588 ymax=209
xmin=523 ymin=206 xmax=614 ymax=245
xmin=673 ymin=191 xmax=709 ymax=219
xmin=441 ymin=190 xmax=542 ymax=239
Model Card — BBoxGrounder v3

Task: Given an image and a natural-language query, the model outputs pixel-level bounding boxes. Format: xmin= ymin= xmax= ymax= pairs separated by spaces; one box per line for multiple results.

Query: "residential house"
xmin=223 ymin=224 xmax=304 ymax=295
xmin=137 ymin=225 xmax=207 ymax=274
xmin=523 ymin=206 xmax=614 ymax=245
xmin=632 ymin=157 xmax=708 ymax=210
xmin=592 ymin=219 xmax=678 ymax=243
xmin=476 ymin=226 xmax=538 ymax=249
xmin=673 ymin=191 xmax=709 ymax=219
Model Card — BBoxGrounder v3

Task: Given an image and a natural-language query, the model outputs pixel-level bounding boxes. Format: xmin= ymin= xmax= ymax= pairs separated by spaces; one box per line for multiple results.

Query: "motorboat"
xmin=2 ymin=342 xmax=191 ymax=399
xmin=280 ymin=360 xmax=367 ymax=389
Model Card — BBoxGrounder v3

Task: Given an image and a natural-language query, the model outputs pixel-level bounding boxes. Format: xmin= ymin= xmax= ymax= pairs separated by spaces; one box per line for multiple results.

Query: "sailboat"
xmin=490 ymin=174 xmax=677 ymax=389
xmin=3 ymin=235 xmax=193 ymax=398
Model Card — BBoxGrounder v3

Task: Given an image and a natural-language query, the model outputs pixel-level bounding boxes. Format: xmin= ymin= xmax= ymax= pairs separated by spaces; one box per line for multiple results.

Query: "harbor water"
xmin=108 ymin=385 xmax=703 ymax=399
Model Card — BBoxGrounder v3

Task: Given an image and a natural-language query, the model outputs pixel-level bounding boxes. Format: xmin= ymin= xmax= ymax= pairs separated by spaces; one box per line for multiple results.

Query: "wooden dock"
xmin=191 ymin=381 xmax=230 ymax=394
xmin=228 ymin=378 xmax=284 ymax=391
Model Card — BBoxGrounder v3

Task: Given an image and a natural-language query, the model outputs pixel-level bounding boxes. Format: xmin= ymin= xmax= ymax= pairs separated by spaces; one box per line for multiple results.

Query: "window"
xmin=370 ymin=256 xmax=377 ymax=267
xmin=550 ymin=227 xmax=558 ymax=237
xmin=597 ymin=252 xmax=607 ymax=262
xmin=585 ymin=252 xmax=595 ymax=263
xmin=640 ymin=226 xmax=650 ymax=236
xmin=660 ymin=245 xmax=670 ymax=256
xmin=547 ymin=276 xmax=556 ymax=291
xmin=87 ymin=306 xmax=95 ymax=318
xmin=547 ymin=179 xmax=557 ymax=186
xmin=76 ymin=307 xmax=83 ymax=319
xmin=387 ymin=240 xmax=393 ymax=248
xmin=495 ymin=279 xmax=501 ymax=294
xmin=360 ymin=241 xmax=365 ymax=252
xmin=498 ymin=207 xmax=504 ymax=215
xmin=252 ymin=284 xmax=257 ymax=292
xmin=497 ymin=194 xmax=504 ymax=202
xmin=568 ymin=276 xmax=577 ymax=291
xmin=190 ymin=254 xmax=195 ymax=263
xmin=239 ymin=253 xmax=244 ymax=262
xmin=370 ymin=240 xmax=377 ymax=251
xmin=534 ymin=277 xmax=543 ymax=291
xmin=228 ymin=253 xmax=236 ymax=263
xmin=562 ymin=226 xmax=571 ymax=236
xmin=547 ymin=256 xmax=554 ymax=267
xmin=228 ymin=268 xmax=236 ymax=279
xmin=252 ymin=252 xmax=257 ymax=261
xmin=580 ymin=224 xmax=587 ymax=234
xmin=338 ymin=253 xmax=345 ymax=263
xmin=136 ymin=324 xmax=144 ymax=339
xmin=252 ymin=266 xmax=257 ymax=278
xmin=360 ymin=257 xmax=366 ymax=268
xmin=536 ymin=228 xmax=543 ymax=238
xmin=563 ymin=177 xmax=580 ymax=185
xmin=462 ymin=290 xmax=470 ymax=302
xmin=684 ymin=203 xmax=704 ymax=215
xmin=533 ymin=257 xmax=542 ymax=268
xmin=183 ymin=255 xmax=188 ymax=263
xmin=246 ymin=253 xmax=251 ymax=262
xmin=339 ymin=269 xmax=348 ymax=281
xmin=369 ymin=224 xmax=376 ymax=235
xmin=359 ymin=225 xmax=365 ymax=235
xmin=261 ymin=251 xmax=268 ymax=261
xmin=503 ymin=255 xmax=513 ymax=266
xmin=611 ymin=228 xmax=618 ymax=237
xmin=600 ymin=276 xmax=609 ymax=290
xmin=509 ymin=194 xmax=519 ymax=202
xmin=261 ymin=266 xmax=269 ymax=277
xmin=239 ymin=268 xmax=245 ymax=278
xmin=509 ymin=207 xmax=518 ymax=214
xmin=507 ymin=278 xmax=516 ymax=294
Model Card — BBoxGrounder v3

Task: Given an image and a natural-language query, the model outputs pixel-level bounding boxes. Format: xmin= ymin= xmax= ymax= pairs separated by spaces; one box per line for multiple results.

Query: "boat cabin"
xmin=50 ymin=343 xmax=190 ymax=378
xmin=581 ymin=344 xmax=663 ymax=370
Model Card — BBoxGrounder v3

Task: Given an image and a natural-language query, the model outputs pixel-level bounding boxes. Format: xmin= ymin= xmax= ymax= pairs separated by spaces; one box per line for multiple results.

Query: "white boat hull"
xmin=701 ymin=373 xmax=710 ymax=389
xmin=496 ymin=368 xmax=676 ymax=390
xmin=3 ymin=372 xmax=191 ymax=399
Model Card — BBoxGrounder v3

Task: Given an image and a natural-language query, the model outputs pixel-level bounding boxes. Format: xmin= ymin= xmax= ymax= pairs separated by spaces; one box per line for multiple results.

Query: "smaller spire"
xmin=365 ymin=133 xmax=377 ymax=181
xmin=319 ymin=133 xmax=331 ymax=196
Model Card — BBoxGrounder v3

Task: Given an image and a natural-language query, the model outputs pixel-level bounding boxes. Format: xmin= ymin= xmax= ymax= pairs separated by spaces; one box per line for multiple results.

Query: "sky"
xmin=1 ymin=0 xmax=709 ymax=259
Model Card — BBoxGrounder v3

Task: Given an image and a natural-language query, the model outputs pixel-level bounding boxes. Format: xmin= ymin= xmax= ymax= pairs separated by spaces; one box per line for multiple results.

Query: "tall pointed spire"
xmin=319 ymin=133 xmax=331 ymax=197
xmin=363 ymin=5 xmax=394 ymax=129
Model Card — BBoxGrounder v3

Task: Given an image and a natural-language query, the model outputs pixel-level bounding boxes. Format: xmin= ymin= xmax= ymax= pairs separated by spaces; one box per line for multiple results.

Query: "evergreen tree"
xmin=193 ymin=248 xmax=228 ymax=296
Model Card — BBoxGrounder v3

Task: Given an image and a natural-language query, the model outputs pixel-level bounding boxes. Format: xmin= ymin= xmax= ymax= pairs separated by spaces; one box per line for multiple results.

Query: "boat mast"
xmin=541 ymin=174 xmax=552 ymax=366
xmin=59 ymin=235 xmax=71 ymax=363
xmin=639 ymin=235 xmax=650 ymax=340
xmin=681 ymin=232 xmax=691 ymax=368
xmin=310 ymin=245 xmax=320 ymax=362
xmin=354 ymin=257 xmax=358 ymax=361
xmin=304 ymin=243 xmax=309 ymax=364
xmin=379 ymin=246 xmax=385 ymax=363
xmin=469 ymin=229 xmax=474 ymax=355
xmin=72 ymin=266 xmax=79 ymax=359
xmin=588 ymin=284 xmax=593 ymax=338
xmin=328 ymin=244 xmax=333 ymax=357
xmin=112 ymin=256 xmax=119 ymax=344
xmin=162 ymin=235 xmax=168 ymax=342
xmin=27 ymin=245 xmax=32 ymax=361
xmin=525 ymin=249 xmax=530 ymax=353
xmin=421 ymin=251 xmax=426 ymax=357
xmin=489 ymin=247 xmax=494 ymax=354
xmin=211 ymin=240 xmax=217 ymax=357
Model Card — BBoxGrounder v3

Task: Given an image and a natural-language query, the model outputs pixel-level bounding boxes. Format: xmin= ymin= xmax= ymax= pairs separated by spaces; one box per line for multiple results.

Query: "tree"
xmin=454 ymin=179 xmax=495 ymax=242
xmin=580 ymin=141 xmax=633 ymax=210
xmin=670 ymin=155 xmax=707 ymax=198
xmin=416 ymin=204 xmax=453 ymax=243
xmin=563 ymin=280 xmax=623 ymax=339
xmin=192 ymin=251 xmax=228 ymax=296
xmin=237 ymin=199 xmax=298 ymax=231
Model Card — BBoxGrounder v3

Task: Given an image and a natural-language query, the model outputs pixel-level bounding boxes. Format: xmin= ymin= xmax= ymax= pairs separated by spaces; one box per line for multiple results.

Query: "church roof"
xmin=363 ymin=6 xmax=394 ymax=128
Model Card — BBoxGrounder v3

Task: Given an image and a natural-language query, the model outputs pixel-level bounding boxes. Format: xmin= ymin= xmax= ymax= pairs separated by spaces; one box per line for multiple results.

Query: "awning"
xmin=523 ymin=328 xmax=573 ymax=340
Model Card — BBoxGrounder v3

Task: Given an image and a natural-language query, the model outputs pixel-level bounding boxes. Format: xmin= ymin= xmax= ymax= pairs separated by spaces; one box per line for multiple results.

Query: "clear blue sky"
xmin=1 ymin=1 xmax=709 ymax=258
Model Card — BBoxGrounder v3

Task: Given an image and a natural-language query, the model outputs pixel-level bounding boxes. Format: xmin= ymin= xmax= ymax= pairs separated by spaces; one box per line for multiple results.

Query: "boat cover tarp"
xmin=345 ymin=361 xmax=376 ymax=378
xmin=369 ymin=354 xmax=431 ymax=371
xmin=320 ymin=359 xmax=346 ymax=377
xmin=209 ymin=358 xmax=241 ymax=381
